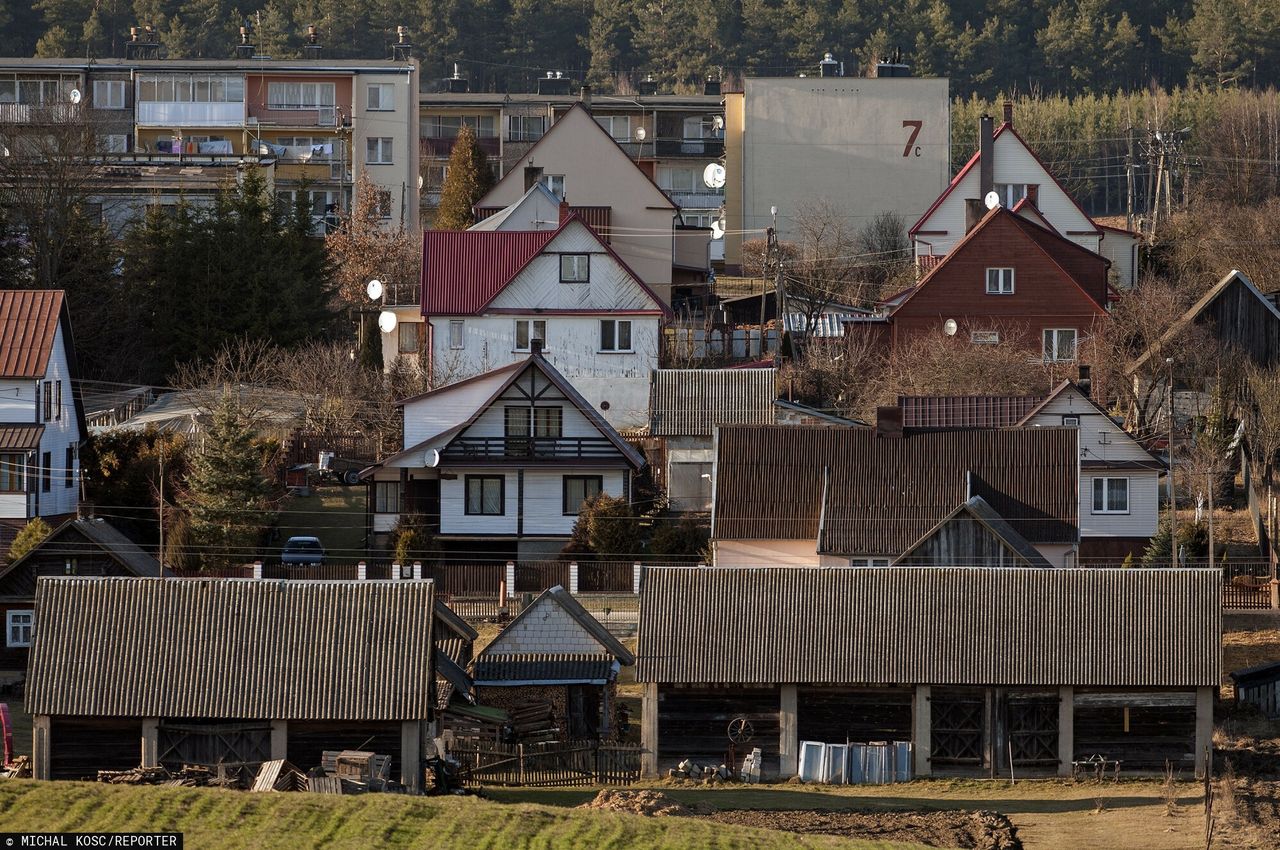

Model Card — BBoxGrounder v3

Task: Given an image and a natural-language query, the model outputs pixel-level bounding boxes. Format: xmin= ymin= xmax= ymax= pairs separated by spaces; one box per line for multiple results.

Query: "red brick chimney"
xmin=1003 ymin=100 xmax=1013 ymax=125
xmin=559 ymin=199 xmax=571 ymax=223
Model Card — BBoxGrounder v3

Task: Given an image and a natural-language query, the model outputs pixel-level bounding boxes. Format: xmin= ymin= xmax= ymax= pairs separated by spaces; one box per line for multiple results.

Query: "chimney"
xmin=964 ymin=198 xmax=985 ymax=233
xmin=703 ymin=76 xmax=721 ymax=96
xmin=579 ymin=83 xmax=592 ymax=113
xmin=236 ymin=25 xmax=254 ymax=59
xmin=559 ymin=199 xmax=571 ymax=223
xmin=819 ymin=52 xmax=840 ymax=78
xmin=1025 ymin=184 xmax=1039 ymax=206
xmin=636 ymin=74 xmax=658 ymax=96
xmin=979 ymin=114 xmax=994 ymax=201
xmin=392 ymin=26 xmax=413 ymax=61
xmin=1003 ymin=100 xmax=1013 ymax=125
xmin=1078 ymin=365 xmax=1092 ymax=398
xmin=302 ymin=24 xmax=322 ymax=59
xmin=128 ymin=23 xmax=160 ymax=59
xmin=523 ymin=165 xmax=544 ymax=193
xmin=443 ymin=63 xmax=469 ymax=93
xmin=875 ymin=405 xmax=904 ymax=439
xmin=530 ymin=337 xmax=544 ymax=356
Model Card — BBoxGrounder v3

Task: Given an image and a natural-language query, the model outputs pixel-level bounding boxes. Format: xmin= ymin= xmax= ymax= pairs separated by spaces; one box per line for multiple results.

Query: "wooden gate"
xmin=157 ymin=722 xmax=271 ymax=770
xmin=1008 ymin=697 xmax=1059 ymax=765
xmin=931 ymin=697 xmax=984 ymax=764
xmin=452 ymin=741 xmax=641 ymax=787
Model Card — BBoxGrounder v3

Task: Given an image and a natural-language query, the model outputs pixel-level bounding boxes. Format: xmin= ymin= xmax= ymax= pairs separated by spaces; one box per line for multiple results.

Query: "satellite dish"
xmin=366 ymin=279 xmax=384 ymax=300
xmin=377 ymin=310 xmax=398 ymax=333
xmin=69 ymin=89 xmax=82 ymax=104
xmin=418 ymin=175 xmax=424 ymax=189
xmin=703 ymin=162 xmax=726 ymax=189
xmin=712 ymin=115 xmax=725 ymax=131
xmin=984 ymin=190 xmax=1001 ymax=210
xmin=425 ymin=448 xmax=442 ymax=468
xmin=710 ymin=219 xmax=725 ymax=240
xmin=634 ymin=126 xmax=647 ymax=141
xmin=943 ymin=319 xmax=958 ymax=336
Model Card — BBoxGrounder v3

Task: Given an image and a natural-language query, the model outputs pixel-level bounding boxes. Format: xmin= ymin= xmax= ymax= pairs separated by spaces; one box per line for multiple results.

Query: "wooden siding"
xmin=895 ymin=511 xmax=1042 ymax=567
xmin=1198 ymin=272 xmax=1280 ymax=367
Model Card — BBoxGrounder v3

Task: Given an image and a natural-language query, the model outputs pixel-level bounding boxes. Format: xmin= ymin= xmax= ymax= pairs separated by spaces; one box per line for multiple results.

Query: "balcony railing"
xmin=250 ymin=105 xmax=343 ymax=128
xmin=0 ymin=102 xmax=81 ymax=123
xmin=442 ymin=436 xmax=619 ymax=461
xmin=382 ymin=282 xmax=420 ymax=307
xmin=136 ymin=101 xmax=244 ymax=126
xmin=421 ymin=136 xmax=500 ymax=158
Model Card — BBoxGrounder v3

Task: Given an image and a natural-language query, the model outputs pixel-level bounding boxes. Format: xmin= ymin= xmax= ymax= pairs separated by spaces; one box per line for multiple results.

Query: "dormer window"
xmin=986 ymin=267 xmax=1014 ymax=294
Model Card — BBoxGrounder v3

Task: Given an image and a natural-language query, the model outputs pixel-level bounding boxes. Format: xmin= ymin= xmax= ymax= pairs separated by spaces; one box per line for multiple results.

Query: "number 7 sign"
xmin=902 ymin=120 xmax=923 ymax=157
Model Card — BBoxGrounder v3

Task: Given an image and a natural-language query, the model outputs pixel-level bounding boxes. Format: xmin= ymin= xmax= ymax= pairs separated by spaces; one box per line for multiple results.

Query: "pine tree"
xmin=433 ymin=125 xmax=494 ymax=230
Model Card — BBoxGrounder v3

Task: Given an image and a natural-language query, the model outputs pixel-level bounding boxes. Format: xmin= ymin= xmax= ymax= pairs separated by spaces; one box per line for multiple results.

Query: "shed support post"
xmin=32 ymin=715 xmax=50 ymax=780
xmin=1195 ymin=686 xmax=1214 ymax=779
xmin=1057 ymin=686 xmax=1074 ymax=777
xmin=270 ymin=720 xmax=288 ymax=761
xmin=779 ymin=684 xmax=798 ymax=778
xmin=640 ymin=682 xmax=658 ymax=777
xmin=401 ymin=720 xmax=422 ymax=793
xmin=140 ymin=718 xmax=160 ymax=768
xmin=568 ymin=561 xmax=579 ymax=595
xmin=913 ymin=685 xmax=931 ymax=777
xmin=505 ymin=562 xmax=516 ymax=601
xmin=633 ymin=563 xmax=643 ymax=594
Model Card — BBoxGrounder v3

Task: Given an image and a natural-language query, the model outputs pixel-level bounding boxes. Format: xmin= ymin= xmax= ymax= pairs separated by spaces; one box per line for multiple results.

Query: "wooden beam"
xmin=1057 ymin=686 xmax=1073 ymax=777
xmin=640 ymin=682 xmax=658 ymax=777
xmin=913 ymin=684 xmax=931 ymax=777
xmin=401 ymin=720 xmax=422 ymax=793
xmin=270 ymin=720 xmax=288 ymax=761
xmin=1194 ymin=686 xmax=1213 ymax=779
xmin=32 ymin=715 xmax=50 ymax=780
xmin=140 ymin=718 xmax=159 ymax=768
xmin=778 ymin=684 xmax=798 ymax=777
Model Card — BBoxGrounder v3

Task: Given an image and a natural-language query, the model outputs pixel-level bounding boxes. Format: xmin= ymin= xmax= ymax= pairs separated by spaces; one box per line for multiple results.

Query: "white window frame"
xmin=560 ymin=254 xmax=589 ymax=282
xmin=1043 ymin=328 xmax=1077 ymax=363
xmin=365 ymin=137 xmax=393 ymax=164
xmin=594 ymin=115 xmax=631 ymax=141
xmin=850 ymin=557 xmax=891 ymax=567
xmin=985 ymin=267 xmax=1014 ymax=294
xmin=448 ymin=320 xmax=465 ymax=350
xmin=1091 ymin=477 xmax=1130 ymax=514
xmin=93 ymin=80 xmax=126 ymax=109
xmin=509 ymin=115 xmax=545 ymax=141
xmin=99 ymin=133 xmax=130 ymax=153
xmin=514 ymin=319 xmax=546 ymax=352
xmin=600 ymin=319 xmax=633 ymax=353
xmin=970 ymin=330 xmax=999 ymax=345
xmin=367 ymin=83 xmax=395 ymax=111
xmin=1062 ymin=415 xmax=1081 ymax=427
xmin=6 ymin=609 xmax=33 ymax=648
xmin=266 ymin=81 xmax=336 ymax=110
xmin=993 ymin=183 xmax=1028 ymax=207
xmin=374 ymin=480 xmax=401 ymax=514
xmin=543 ymin=174 xmax=565 ymax=199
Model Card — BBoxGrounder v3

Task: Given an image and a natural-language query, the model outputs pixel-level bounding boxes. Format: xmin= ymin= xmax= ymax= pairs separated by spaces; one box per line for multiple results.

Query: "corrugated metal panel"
xmin=0 ymin=423 xmax=44 ymax=450
xmin=473 ymin=653 xmax=614 ymax=682
xmin=421 ymin=230 xmax=557 ymax=315
xmin=25 ymin=578 xmax=436 ymax=720
xmin=650 ymin=368 xmax=777 ymax=436
xmin=713 ymin=426 xmax=1078 ymax=552
xmin=0 ymin=290 xmax=62 ymax=378
xmin=637 ymin=566 xmax=1221 ymax=687
xmin=898 ymin=395 xmax=1045 ymax=428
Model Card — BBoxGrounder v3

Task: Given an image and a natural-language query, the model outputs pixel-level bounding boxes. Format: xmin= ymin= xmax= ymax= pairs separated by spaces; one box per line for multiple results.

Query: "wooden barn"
xmin=25 ymin=577 xmax=438 ymax=788
xmin=637 ymin=566 xmax=1220 ymax=779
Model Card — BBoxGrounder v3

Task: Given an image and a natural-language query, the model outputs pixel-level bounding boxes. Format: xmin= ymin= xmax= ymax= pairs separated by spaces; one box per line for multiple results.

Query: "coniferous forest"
xmin=2 ymin=0 xmax=1277 ymax=97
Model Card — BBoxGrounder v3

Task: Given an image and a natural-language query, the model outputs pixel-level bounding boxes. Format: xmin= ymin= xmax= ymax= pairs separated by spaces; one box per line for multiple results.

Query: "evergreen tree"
xmin=433 ymin=125 xmax=494 ymax=230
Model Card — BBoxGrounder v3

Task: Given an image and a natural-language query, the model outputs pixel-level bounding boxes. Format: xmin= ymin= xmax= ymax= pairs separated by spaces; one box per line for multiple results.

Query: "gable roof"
xmin=712 ymin=425 xmax=1079 ymax=553
xmin=477 ymin=102 xmax=676 ymax=211
xmin=637 ymin=566 xmax=1221 ymax=686
xmin=480 ymin=585 xmax=635 ymax=665
xmin=650 ymin=368 xmax=777 ymax=436
xmin=25 ymin=577 xmax=437 ymax=719
xmin=0 ymin=518 xmax=167 ymax=598
xmin=892 ymin=495 xmax=1053 ymax=568
xmin=0 ymin=290 xmax=63 ymax=378
xmin=468 ymin=182 xmax=564 ymax=232
xmin=1011 ymin=196 xmax=1058 ymax=233
xmin=899 ymin=394 xmax=1045 ymax=429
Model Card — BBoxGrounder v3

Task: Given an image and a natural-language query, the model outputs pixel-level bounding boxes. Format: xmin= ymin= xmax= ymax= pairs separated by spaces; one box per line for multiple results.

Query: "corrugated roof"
xmin=421 ymin=229 xmax=556 ymax=315
xmin=650 ymin=368 xmax=777 ymax=436
xmin=473 ymin=653 xmax=616 ymax=683
xmin=637 ymin=566 xmax=1221 ymax=687
xmin=0 ymin=519 xmax=166 ymax=598
xmin=892 ymin=495 xmax=1052 ymax=568
xmin=712 ymin=426 xmax=1078 ymax=553
xmin=480 ymin=585 xmax=635 ymax=665
xmin=0 ymin=424 xmax=44 ymax=450
xmin=25 ymin=578 xmax=436 ymax=720
xmin=0 ymin=290 xmax=63 ymax=378
xmin=899 ymin=394 xmax=1044 ymax=429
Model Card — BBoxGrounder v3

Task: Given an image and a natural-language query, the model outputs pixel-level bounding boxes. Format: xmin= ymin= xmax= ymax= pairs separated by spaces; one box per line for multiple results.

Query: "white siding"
xmin=460 ymin=375 xmax=608 ymax=442
xmin=521 ymin=469 xmax=626 ymax=536
xmin=1099 ymin=230 xmax=1139 ymax=290
xmin=437 ymin=467 xmax=626 ymax=537
xmin=486 ymin=597 xmax=610 ymax=655
xmin=1034 ymin=543 xmax=1078 ymax=568
xmin=441 ymin=469 xmax=518 ymax=536
xmin=401 ymin=368 xmax=512 ymax=449
xmin=1080 ymin=470 xmax=1160 ymax=538
xmin=0 ymin=492 xmax=28 ymax=520
xmin=713 ymin=538 xmax=818 ymax=567
xmin=0 ymin=379 xmax=37 ymax=421
xmin=36 ymin=325 xmax=80 ymax=519
xmin=1026 ymin=390 xmax=1155 ymax=465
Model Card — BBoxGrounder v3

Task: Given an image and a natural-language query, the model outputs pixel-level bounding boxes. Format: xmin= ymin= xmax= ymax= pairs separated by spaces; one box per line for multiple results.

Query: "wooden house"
xmin=471 ymin=585 xmax=634 ymax=741
xmin=25 ymin=577 xmax=438 ymax=788
xmin=637 ymin=566 xmax=1220 ymax=779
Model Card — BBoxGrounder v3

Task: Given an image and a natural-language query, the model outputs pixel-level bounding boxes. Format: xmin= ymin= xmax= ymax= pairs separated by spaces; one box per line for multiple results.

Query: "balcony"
xmin=441 ymin=436 xmax=619 ymax=462
xmin=0 ymin=102 xmax=81 ymax=123
xmin=136 ymin=102 xmax=244 ymax=127
xmin=249 ymin=105 xmax=344 ymax=129
xmin=382 ymin=282 xmax=420 ymax=307
xmin=421 ymin=135 xmax=500 ymax=158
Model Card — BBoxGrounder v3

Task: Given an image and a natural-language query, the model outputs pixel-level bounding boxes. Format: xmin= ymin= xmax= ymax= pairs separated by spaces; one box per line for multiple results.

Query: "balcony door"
xmin=504 ymin=406 xmax=563 ymax=457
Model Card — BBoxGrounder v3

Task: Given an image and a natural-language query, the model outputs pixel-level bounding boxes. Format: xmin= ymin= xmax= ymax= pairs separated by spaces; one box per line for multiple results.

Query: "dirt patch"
xmin=579 ymin=789 xmax=690 ymax=817
xmin=704 ymin=808 xmax=1021 ymax=850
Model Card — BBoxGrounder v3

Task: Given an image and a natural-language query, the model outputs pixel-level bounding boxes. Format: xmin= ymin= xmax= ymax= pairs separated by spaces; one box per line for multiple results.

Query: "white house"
xmin=364 ymin=348 xmax=646 ymax=560
xmin=0 ymin=290 xmax=84 ymax=552
xmin=909 ymin=102 xmax=1139 ymax=289
xmin=420 ymin=201 xmax=668 ymax=431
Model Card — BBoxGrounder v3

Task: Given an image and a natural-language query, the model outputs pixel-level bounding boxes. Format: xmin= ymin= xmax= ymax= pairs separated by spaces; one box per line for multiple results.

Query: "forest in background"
xmin=3 ymin=0 xmax=1279 ymax=97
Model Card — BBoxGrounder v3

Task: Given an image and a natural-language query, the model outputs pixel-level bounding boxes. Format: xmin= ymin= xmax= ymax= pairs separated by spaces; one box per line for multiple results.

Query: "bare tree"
xmin=784 ymin=199 xmax=865 ymax=337
xmin=326 ymin=173 xmax=422 ymax=308
xmin=1243 ymin=361 xmax=1280 ymax=571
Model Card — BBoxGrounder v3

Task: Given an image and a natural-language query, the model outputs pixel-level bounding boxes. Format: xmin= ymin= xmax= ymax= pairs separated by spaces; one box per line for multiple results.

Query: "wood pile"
xmin=250 ymin=760 xmax=308 ymax=793
xmin=509 ymin=702 xmax=560 ymax=742
xmin=0 ymin=755 xmax=31 ymax=779
xmin=667 ymin=759 xmax=735 ymax=783
xmin=97 ymin=764 xmax=248 ymax=788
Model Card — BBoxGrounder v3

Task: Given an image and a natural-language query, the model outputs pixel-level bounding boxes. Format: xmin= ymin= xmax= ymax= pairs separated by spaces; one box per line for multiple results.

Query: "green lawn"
xmin=274 ymin=486 xmax=367 ymax=561
xmin=0 ymin=781 xmax=925 ymax=850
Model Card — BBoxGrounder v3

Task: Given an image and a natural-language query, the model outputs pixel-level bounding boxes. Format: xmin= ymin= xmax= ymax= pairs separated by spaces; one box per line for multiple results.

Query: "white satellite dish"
xmin=984 ymin=190 xmax=1001 ymax=210
xmin=703 ymin=162 xmax=726 ymax=189
xmin=418 ymin=174 xmax=424 ymax=189
xmin=377 ymin=310 xmax=398 ymax=333
xmin=69 ymin=88 xmax=82 ymax=104
xmin=425 ymin=448 xmax=442 ymax=468
xmin=366 ymin=279 xmax=384 ymax=300
xmin=710 ymin=219 xmax=725 ymax=240
xmin=634 ymin=126 xmax=647 ymax=141
xmin=943 ymin=318 xmax=958 ymax=336
xmin=712 ymin=115 xmax=725 ymax=131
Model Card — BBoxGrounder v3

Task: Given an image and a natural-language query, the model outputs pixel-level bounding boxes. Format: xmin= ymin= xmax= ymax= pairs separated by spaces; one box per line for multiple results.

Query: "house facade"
xmin=909 ymin=103 xmax=1138 ymax=288
xmin=0 ymin=291 xmax=85 ymax=552
xmin=364 ymin=350 xmax=646 ymax=560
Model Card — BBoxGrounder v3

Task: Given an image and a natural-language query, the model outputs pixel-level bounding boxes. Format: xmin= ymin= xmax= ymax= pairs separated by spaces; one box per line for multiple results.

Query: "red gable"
xmin=0 ymin=290 xmax=64 ymax=379
xmin=420 ymin=230 xmax=557 ymax=316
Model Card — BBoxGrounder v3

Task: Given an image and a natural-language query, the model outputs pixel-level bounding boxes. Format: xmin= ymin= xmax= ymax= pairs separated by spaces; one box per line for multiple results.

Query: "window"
xmin=971 ymin=330 xmax=999 ymax=345
xmin=448 ymin=320 xmax=464 ymax=350
xmin=366 ymin=137 xmax=393 ymax=164
xmin=504 ymin=407 xmax=563 ymax=438
xmin=850 ymin=557 xmax=891 ymax=567
xmin=266 ymin=81 xmax=336 ymax=109
xmin=993 ymin=183 xmax=1028 ymax=207
xmin=657 ymin=166 xmax=697 ymax=193
xmin=1092 ymin=477 xmax=1129 ymax=514
xmin=367 ymin=83 xmax=395 ymax=111
xmin=6 ymin=610 xmax=33 ymax=648
xmin=376 ymin=190 xmax=392 ymax=218
xmin=560 ymin=254 xmax=589 ymax=282
xmin=593 ymin=115 xmax=631 ymax=141
xmin=374 ymin=481 xmax=401 ymax=514
xmin=398 ymin=321 xmax=420 ymax=354
xmin=515 ymin=319 xmax=546 ymax=351
xmin=985 ymin=267 xmax=1014 ymax=294
xmin=465 ymin=475 xmax=504 ymax=515
xmin=98 ymin=134 xmax=129 ymax=153
xmin=426 ymin=115 xmax=496 ymax=138
xmin=0 ymin=453 xmax=24 ymax=492
xmin=600 ymin=319 xmax=633 ymax=352
xmin=1062 ymin=415 xmax=1081 ymax=427
xmin=41 ymin=451 xmax=50 ymax=493
xmin=509 ymin=115 xmax=545 ymax=141
xmin=55 ymin=380 xmax=61 ymax=421
xmin=543 ymin=174 xmax=565 ymax=199
xmin=93 ymin=80 xmax=126 ymax=109
xmin=137 ymin=74 xmax=243 ymax=103
xmin=563 ymin=475 xmax=603 ymax=515
xmin=65 ymin=445 xmax=75 ymax=488
xmin=42 ymin=381 xmax=52 ymax=421
xmin=1043 ymin=328 xmax=1077 ymax=362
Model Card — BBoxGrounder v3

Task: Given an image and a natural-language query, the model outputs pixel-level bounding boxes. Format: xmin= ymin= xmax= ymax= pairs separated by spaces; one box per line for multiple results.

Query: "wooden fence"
xmin=426 ymin=563 xmax=505 ymax=595
xmin=516 ymin=561 xmax=570 ymax=593
xmin=1222 ymin=561 xmax=1274 ymax=609
xmin=579 ymin=561 xmax=635 ymax=592
xmin=452 ymin=741 xmax=642 ymax=787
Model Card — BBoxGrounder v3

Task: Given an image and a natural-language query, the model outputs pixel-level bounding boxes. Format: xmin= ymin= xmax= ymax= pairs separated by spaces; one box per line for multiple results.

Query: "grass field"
xmin=0 ymin=781 xmax=927 ymax=850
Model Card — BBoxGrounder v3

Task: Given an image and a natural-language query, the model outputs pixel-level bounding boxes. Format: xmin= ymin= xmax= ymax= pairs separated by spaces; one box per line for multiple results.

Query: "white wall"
xmin=1027 ymin=391 xmax=1154 ymax=465
xmin=38 ymin=324 xmax=80 ymax=518
xmin=486 ymin=596 xmax=611 ymax=655
xmin=438 ymin=466 xmax=626 ymax=537
xmin=713 ymin=538 xmax=819 ymax=567
xmin=1079 ymin=471 xmax=1160 ymax=538
xmin=1034 ymin=543 xmax=1078 ymax=568
xmin=352 ymin=66 xmax=420 ymax=229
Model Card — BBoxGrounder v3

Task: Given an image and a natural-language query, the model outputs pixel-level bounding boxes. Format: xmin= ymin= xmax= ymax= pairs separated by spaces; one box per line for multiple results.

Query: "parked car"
xmin=281 ymin=536 xmax=325 ymax=566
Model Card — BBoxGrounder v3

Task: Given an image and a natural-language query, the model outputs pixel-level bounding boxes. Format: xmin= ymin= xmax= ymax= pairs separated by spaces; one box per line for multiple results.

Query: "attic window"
xmin=560 ymin=254 xmax=589 ymax=282
xmin=986 ymin=268 xmax=1014 ymax=295
xmin=993 ymin=183 xmax=1028 ymax=207
xmin=543 ymin=175 xmax=565 ymax=199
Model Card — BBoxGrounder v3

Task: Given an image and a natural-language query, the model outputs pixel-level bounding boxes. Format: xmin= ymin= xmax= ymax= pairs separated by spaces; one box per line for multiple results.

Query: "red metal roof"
xmin=899 ymin=395 xmax=1045 ymax=429
xmin=420 ymin=229 xmax=557 ymax=316
xmin=0 ymin=423 xmax=44 ymax=450
xmin=0 ymin=290 xmax=63 ymax=378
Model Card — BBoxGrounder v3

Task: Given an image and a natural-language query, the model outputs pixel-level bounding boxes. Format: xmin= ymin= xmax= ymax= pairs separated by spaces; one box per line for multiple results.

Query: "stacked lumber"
xmin=0 ymin=755 xmax=31 ymax=778
xmin=509 ymin=702 xmax=559 ymax=742
xmin=250 ymin=760 xmax=308 ymax=792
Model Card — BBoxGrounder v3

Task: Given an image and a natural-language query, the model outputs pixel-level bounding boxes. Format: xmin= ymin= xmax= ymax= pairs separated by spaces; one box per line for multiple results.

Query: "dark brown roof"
xmin=637 ymin=566 xmax=1221 ymax=687
xmin=650 ymin=368 xmax=777 ymax=436
xmin=899 ymin=395 xmax=1044 ymax=429
xmin=0 ymin=290 xmax=63 ymax=378
xmin=473 ymin=653 xmax=616 ymax=683
xmin=0 ymin=424 xmax=44 ymax=450
xmin=0 ymin=519 xmax=166 ymax=598
xmin=712 ymin=426 xmax=1078 ymax=553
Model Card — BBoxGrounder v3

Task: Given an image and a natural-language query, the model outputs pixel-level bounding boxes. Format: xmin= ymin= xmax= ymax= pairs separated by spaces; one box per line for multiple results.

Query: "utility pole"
xmin=1126 ymin=125 xmax=1135 ymax=231
xmin=760 ymin=227 xmax=772 ymax=359
xmin=1167 ymin=357 xmax=1177 ymax=566
xmin=157 ymin=442 xmax=165 ymax=575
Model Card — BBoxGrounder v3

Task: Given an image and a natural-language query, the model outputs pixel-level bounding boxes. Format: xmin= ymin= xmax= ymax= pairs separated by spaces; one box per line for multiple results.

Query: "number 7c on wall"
xmin=902 ymin=120 xmax=923 ymax=157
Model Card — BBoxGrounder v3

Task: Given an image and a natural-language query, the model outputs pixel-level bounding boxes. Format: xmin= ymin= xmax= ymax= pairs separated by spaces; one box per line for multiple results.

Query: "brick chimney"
xmin=1003 ymin=100 xmax=1014 ymax=125
xmin=579 ymin=83 xmax=592 ymax=113
xmin=523 ymin=165 xmax=544 ymax=193
xmin=1078 ymin=364 xmax=1092 ymax=397
xmin=559 ymin=199 xmax=571 ymax=223
xmin=979 ymin=114 xmax=994 ymax=201
xmin=530 ymin=337 xmax=544 ymax=356
xmin=875 ymin=405 xmax=904 ymax=439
